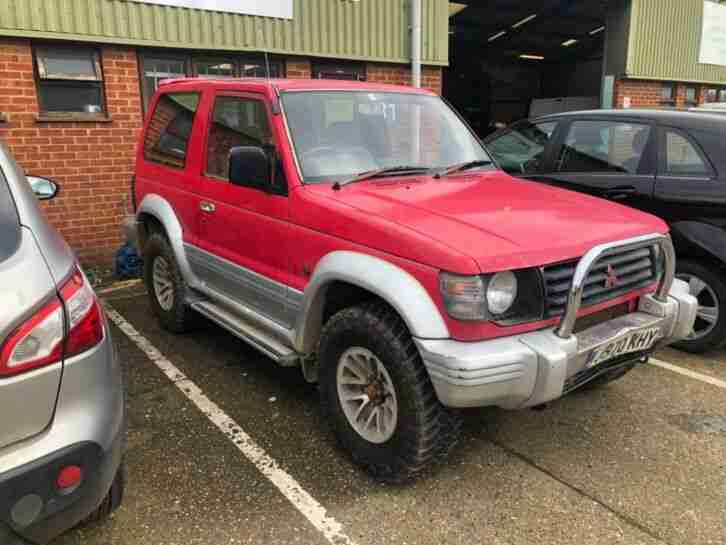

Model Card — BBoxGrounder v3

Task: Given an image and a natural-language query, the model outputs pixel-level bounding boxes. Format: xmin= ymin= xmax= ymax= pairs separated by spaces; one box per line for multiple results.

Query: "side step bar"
xmin=191 ymin=301 xmax=300 ymax=367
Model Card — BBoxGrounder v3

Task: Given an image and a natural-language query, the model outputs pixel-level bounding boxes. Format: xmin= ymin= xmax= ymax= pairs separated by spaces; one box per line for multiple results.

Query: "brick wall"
xmin=614 ymin=78 xmax=706 ymax=109
xmin=367 ymin=63 xmax=442 ymax=94
xmin=0 ymin=38 xmax=142 ymax=266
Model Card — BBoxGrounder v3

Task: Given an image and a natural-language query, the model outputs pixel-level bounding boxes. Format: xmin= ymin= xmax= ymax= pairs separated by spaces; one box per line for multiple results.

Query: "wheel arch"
xmin=136 ymin=194 xmax=200 ymax=288
xmin=294 ymin=251 xmax=450 ymax=354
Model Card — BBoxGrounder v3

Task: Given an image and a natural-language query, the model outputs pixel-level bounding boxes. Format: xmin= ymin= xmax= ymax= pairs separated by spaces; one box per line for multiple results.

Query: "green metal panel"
xmin=628 ymin=0 xmax=726 ymax=84
xmin=0 ymin=0 xmax=449 ymax=66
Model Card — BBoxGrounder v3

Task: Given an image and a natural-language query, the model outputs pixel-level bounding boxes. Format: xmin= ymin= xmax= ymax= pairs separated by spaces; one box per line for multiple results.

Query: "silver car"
xmin=0 ymin=142 xmax=125 ymax=544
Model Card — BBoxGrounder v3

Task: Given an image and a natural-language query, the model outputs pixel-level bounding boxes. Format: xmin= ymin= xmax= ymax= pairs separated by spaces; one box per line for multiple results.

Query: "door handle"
xmin=200 ymin=201 xmax=216 ymax=213
xmin=602 ymin=187 xmax=637 ymax=200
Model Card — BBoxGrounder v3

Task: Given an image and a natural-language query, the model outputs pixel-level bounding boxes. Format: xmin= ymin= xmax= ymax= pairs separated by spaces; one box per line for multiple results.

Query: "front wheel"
xmin=673 ymin=260 xmax=726 ymax=354
xmin=318 ymin=301 xmax=460 ymax=482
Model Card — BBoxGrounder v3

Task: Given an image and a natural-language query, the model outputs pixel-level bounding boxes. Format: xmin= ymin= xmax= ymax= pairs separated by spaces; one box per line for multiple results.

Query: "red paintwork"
xmin=136 ymin=79 xmax=670 ymax=342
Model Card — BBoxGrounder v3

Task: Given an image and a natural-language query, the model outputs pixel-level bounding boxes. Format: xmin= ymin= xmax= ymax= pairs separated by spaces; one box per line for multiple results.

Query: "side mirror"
xmin=229 ymin=146 xmax=271 ymax=190
xmin=28 ymin=176 xmax=59 ymax=200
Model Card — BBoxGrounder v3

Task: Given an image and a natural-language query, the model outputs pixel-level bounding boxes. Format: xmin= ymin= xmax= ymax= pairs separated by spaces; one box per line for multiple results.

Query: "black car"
xmin=483 ymin=109 xmax=726 ymax=353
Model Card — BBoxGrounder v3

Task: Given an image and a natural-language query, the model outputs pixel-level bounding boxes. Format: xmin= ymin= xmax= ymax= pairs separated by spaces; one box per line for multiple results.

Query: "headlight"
xmin=439 ymin=273 xmax=487 ymax=320
xmin=487 ymin=271 xmax=518 ymax=315
xmin=440 ymin=269 xmax=544 ymax=324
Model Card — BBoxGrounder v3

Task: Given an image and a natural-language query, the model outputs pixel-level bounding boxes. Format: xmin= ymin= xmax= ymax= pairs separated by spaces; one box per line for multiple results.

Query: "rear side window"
xmin=144 ymin=92 xmax=200 ymax=169
xmin=663 ymin=129 xmax=710 ymax=176
xmin=0 ymin=173 xmax=20 ymax=264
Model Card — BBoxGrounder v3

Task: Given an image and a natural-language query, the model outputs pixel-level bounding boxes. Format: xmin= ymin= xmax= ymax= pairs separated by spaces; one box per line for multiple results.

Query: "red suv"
xmin=128 ymin=78 xmax=696 ymax=482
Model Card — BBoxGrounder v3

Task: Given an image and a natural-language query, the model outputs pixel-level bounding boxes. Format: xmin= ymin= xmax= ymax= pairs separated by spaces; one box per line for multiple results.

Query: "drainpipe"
xmin=411 ymin=0 xmax=422 ymax=88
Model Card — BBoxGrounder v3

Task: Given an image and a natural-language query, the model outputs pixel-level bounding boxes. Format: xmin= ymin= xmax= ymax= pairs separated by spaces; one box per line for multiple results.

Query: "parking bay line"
xmin=649 ymin=357 xmax=726 ymax=389
xmin=103 ymin=303 xmax=358 ymax=545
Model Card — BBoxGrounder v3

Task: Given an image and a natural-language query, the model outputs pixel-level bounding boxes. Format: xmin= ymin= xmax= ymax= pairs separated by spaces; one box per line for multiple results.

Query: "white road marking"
xmin=104 ymin=303 xmax=358 ymax=545
xmin=97 ymin=279 xmax=143 ymax=295
xmin=649 ymin=357 xmax=726 ymax=390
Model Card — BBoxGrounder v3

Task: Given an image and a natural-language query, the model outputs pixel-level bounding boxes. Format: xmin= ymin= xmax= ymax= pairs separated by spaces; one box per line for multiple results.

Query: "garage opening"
xmin=445 ymin=1 xmax=608 ymax=137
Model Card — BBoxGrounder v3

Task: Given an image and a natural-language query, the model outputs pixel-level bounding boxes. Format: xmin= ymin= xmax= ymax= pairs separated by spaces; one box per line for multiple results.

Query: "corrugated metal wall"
xmin=628 ymin=0 xmax=726 ymax=84
xmin=0 ymin=0 xmax=448 ymax=65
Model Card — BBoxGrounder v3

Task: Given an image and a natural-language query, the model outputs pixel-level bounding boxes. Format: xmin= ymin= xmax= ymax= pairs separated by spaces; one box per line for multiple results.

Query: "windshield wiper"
xmin=433 ymin=160 xmax=492 ymax=179
xmin=332 ymin=166 xmax=432 ymax=190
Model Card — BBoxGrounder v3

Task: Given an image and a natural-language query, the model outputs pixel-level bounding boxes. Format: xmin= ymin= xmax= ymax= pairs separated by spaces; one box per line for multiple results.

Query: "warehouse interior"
xmin=445 ymin=0 xmax=609 ymax=136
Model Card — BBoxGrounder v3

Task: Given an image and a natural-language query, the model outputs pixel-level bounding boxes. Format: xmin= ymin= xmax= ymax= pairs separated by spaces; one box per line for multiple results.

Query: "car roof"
xmin=537 ymin=108 xmax=726 ymax=131
xmin=157 ymin=77 xmax=437 ymax=96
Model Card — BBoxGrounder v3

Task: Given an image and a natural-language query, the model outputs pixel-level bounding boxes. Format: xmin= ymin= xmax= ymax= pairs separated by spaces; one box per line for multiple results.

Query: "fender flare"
xmin=670 ymin=221 xmax=726 ymax=266
xmin=137 ymin=194 xmax=201 ymax=288
xmin=294 ymin=251 xmax=450 ymax=354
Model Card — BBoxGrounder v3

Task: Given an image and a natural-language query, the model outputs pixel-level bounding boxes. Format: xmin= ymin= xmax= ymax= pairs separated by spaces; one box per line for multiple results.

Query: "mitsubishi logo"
xmin=604 ymin=264 xmax=619 ymax=289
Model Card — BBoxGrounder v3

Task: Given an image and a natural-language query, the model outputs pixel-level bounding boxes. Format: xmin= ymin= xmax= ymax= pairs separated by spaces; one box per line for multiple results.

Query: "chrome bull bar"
xmin=555 ymin=233 xmax=676 ymax=339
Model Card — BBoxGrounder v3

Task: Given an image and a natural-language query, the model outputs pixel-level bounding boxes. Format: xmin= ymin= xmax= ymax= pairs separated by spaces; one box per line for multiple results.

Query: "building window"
xmin=312 ymin=62 xmax=366 ymax=81
xmin=659 ymin=83 xmax=676 ymax=106
xmin=705 ymin=88 xmax=719 ymax=103
xmin=144 ymin=92 xmax=200 ymax=169
xmin=34 ymin=46 xmax=105 ymax=116
xmin=685 ymin=86 xmax=698 ymax=105
xmin=140 ymin=52 xmax=284 ymax=110
xmin=141 ymin=56 xmax=188 ymax=111
xmin=720 ymin=89 xmax=726 ymax=103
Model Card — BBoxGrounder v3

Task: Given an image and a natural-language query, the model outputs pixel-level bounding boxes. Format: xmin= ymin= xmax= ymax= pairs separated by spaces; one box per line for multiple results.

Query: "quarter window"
xmin=663 ymin=130 xmax=710 ymax=176
xmin=557 ymin=121 xmax=651 ymax=175
xmin=206 ymin=96 xmax=273 ymax=180
xmin=486 ymin=121 xmax=557 ymax=174
xmin=144 ymin=93 xmax=200 ymax=169
xmin=34 ymin=46 xmax=105 ymax=115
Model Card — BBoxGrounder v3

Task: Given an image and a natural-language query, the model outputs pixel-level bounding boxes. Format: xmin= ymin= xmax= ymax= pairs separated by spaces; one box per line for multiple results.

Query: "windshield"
xmin=281 ymin=91 xmax=491 ymax=183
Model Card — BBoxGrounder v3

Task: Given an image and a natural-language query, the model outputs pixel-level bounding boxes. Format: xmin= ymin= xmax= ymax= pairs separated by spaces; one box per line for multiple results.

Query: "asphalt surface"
xmin=53 ymin=283 xmax=726 ymax=545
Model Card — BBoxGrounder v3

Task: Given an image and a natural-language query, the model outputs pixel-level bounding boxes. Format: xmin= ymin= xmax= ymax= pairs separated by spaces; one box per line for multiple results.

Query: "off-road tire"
xmin=673 ymin=260 xmax=726 ymax=354
xmin=143 ymin=233 xmax=195 ymax=333
xmin=318 ymin=301 xmax=461 ymax=482
xmin=82 ymin=463 xmax=125 ymax=525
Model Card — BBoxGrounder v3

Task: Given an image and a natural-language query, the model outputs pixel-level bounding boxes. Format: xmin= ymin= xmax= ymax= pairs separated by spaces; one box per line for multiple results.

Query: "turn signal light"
xmin=56 ymin=465 xmax=83 ymax=492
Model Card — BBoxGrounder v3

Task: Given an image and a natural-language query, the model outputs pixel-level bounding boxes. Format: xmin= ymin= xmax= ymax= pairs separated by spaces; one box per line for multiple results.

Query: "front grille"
xmin=543 ymin=246 xmax=658 ymax=318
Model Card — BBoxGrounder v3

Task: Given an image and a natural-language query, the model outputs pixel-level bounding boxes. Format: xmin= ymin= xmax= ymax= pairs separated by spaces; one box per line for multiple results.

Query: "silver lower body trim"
xmin=416 ymin=279 xmax=697 ymax=409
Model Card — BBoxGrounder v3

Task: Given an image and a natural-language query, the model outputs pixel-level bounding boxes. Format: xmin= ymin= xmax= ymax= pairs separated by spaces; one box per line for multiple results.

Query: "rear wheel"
xmin=318 ymin=301 xmax=460 ymax=482
xmin=143 ymin=233 xmax=195 ymax=333
xmin=673 ymin=260 xmax=726 ymax=354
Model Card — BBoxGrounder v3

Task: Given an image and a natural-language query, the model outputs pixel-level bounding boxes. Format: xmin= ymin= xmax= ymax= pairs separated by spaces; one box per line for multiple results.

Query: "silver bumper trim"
xmin=416 ymin=279 xmax=697 ymax=409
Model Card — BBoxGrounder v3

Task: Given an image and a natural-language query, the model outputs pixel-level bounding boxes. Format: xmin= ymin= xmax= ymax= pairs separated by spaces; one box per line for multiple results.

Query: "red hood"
xmin=305 ymin=170 xmax=667 ymax=273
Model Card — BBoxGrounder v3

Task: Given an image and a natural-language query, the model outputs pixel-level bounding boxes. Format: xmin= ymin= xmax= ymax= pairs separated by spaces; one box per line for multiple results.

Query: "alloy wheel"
xmin=677 ymin=273 xmax=720 ymax=341
xmin=336 ymin=347 xmax=398 ymax=444
xmin=152 ymin=256 xmax=174 ymax=312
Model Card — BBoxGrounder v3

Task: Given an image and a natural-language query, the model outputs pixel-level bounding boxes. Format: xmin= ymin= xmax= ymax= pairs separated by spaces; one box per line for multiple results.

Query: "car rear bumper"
xmin=0 ymin=319 xmax=125 ymax=544
xmin=416 ymin=279 xmax=697 ymax=409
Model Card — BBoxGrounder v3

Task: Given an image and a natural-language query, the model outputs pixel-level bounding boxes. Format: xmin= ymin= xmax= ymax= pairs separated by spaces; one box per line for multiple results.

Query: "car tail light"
xmin=0 ymin=267 xmax=103 ymax=377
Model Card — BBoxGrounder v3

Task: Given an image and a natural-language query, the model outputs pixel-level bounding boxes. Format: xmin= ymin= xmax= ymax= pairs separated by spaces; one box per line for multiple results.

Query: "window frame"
xmin=554 ymin=117 xmax=656 ymax=176
xmin=659 ymin=82 xmax=676 ymax=107
xmin=202 ymin=91 xmax=287 ymax=195
xmin=33 ymin=44 xmax=107 ymax=118
xmin=311 ymin=61 xmax=366 ymax=81
xmin=143 ymin=91 xmax=201 ymax=171
xmin=684 ymin=86 xmax=698 ymax=106
xmin=657 ymin=126 xmax=715 ymax=179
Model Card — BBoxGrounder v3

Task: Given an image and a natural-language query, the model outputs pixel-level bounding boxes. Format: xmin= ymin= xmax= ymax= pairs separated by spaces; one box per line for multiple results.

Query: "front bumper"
xmin=417 ymin=280 xmax=696 ymax=409
xmin=417 ymin=232 xmax=697 ymax=410
xmin=0 ymin=319 xmax=125 ymax=544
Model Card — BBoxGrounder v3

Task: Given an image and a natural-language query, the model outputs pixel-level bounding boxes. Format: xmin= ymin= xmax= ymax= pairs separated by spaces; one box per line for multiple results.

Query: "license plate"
xmin=588 ymin=327 xmax=661 ymax=368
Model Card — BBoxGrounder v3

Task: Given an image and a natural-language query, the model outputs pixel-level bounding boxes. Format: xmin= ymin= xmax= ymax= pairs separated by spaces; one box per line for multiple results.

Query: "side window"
xmin=144 ymin=93 xmax=200 ymax=169
xmin=486 ymin=121 xmax=556 ymax=174
xmin=663 ymin=129 xmax=710 ymax=176
xmin=557 ymin=121 xmax=651 ymax=174
xmin=206 ymin=96 xmax=275 ymax=183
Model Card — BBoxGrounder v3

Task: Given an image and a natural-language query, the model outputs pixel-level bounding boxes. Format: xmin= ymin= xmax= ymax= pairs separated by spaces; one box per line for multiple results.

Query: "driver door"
xmin=190 ymin=92 xmax=293 ymax=327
